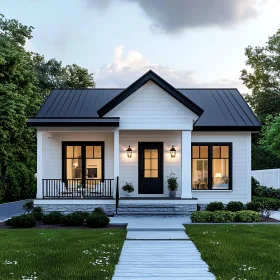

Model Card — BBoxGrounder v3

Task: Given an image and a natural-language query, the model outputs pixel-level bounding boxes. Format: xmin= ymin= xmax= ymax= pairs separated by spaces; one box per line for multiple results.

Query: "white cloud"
xmin=24 ymin=39 xmax=36 ymax=52
xmin=94 ymin=45 xmax=247 ymax=92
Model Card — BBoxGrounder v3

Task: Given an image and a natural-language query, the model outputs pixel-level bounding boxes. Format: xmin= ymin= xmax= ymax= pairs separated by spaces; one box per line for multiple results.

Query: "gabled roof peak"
xmin=97 ymin=70 xmax=204 ymax=117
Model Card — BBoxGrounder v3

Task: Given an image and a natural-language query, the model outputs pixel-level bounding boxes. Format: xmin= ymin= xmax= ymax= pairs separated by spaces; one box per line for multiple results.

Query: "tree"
xmin=0 ymin=14 xmax=95 ymax=202
xmin=240 ymin=29 xmax=280 ymax=123
xmin=0 ymin=14 xmax=40 ymax=200
xmin=259 ymin=114 xmax=280 ymax=158
xmin=32 ymin=54 xmax=95 ymax=99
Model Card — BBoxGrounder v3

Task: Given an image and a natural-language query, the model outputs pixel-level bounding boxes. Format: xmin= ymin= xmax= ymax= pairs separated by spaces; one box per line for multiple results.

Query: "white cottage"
xmin=27 ymin=70 xmax=261 ymax=215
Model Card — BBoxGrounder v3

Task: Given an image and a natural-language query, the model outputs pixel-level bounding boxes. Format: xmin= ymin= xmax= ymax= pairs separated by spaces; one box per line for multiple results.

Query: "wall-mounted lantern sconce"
xmin=126 ymin=145 xmax=133 ymax=158
xmin=170 ymin=146 xmax=176 ymax=158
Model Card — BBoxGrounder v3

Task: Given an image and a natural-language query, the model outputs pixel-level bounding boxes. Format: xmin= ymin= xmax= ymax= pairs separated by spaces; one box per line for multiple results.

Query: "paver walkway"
xmin=112 ymin=216 xmax=216 ymax=280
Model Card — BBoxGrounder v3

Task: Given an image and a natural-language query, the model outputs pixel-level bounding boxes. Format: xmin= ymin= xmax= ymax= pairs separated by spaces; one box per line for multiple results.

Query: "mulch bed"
xmin=0 ymin=221 xmax=127 ymax=230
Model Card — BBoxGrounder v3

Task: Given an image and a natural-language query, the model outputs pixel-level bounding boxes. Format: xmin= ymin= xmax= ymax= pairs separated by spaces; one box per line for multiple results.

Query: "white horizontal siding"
xmin=42 ymin=131 xmax=114 ymax=180
xmin=105 ymin=81 xmax=198 ymax=130
xmin=119 ymin=130 xmax=182 ymax=197
xmin=191 ymin=132 xmax=251 ymax=204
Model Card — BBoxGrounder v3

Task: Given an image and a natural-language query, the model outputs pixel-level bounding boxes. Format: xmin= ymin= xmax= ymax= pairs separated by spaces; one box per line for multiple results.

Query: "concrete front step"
xmin=127 ymin=230 xmax=189 ymax=240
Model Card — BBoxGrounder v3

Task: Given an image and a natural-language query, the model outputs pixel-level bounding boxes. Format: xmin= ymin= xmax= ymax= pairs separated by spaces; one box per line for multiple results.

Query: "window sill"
xmin=192 ymin=189 xmax=233 ymax=192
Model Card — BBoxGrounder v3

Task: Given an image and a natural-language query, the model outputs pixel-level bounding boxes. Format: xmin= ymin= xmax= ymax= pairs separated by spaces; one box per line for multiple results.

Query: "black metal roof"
xmin=28 ymin=72 xmax=261 ymax=131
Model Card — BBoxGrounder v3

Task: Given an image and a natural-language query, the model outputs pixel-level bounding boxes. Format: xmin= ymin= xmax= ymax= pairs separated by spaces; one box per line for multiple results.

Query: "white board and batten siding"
xmin=252 ymin=169 xmax=280 ymax=189
xmin=191 ymin=132 xmax=252 ymax=204
xmin=104 ymin=80 xmax=198 ymax=130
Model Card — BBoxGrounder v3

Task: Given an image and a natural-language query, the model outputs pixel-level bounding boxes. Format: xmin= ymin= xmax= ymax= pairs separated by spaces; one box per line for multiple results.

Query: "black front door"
xmin=138 ymin=142 xmax=163 ymax=194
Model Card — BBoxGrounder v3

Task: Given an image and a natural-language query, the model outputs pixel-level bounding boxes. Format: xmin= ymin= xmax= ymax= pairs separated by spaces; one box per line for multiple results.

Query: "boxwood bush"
xmin=246 ymin=201 xmax=262 ymax=212
xmin=5 ymin=214 xmax=36 ymax=228
xmin=92 ymin=207 xmax=106 ymax=215
xmin=205 ymin=201 xmax=224 ymax=212
xmin=225 ymin=201 xmax=245 ymax=212
xmin=42 ymin=211 xmax=64 ymax=225
xmin=235 ymin=210 xmax=261 ymax=222
xmin=86 ymin=212 xmax=110 ymax=228
xmin=190 ymin=211 xmax=213 ymax=223
xmin=212 ymin=211 xmax=235 ymax=223
xmin=61 ymin=212 xmax=85 ymax=226
xmin=32 ymin=206 xmax=44 ymax=221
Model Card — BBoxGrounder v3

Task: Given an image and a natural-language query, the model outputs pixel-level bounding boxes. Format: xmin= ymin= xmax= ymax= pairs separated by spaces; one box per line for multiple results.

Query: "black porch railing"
xmin=42 ymin=179 xmax=113 ymax=198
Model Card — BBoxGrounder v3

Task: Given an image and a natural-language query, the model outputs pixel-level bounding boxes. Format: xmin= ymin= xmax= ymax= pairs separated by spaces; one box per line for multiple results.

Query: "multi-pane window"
xmin=192 ymin=143 xmax=232 ymax=190
xmin=63 ymin=142 xmax=104 ymax=181
xmin=144 ymin=149 xmax=159 ymax=178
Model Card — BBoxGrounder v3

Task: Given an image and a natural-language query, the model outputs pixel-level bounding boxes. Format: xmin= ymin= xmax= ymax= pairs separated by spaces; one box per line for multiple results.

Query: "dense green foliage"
xmin=86 ymin=212 xmax=110 ymax=228
xmin=5 ymin=214 xmax=36 ymax=228
xmin=42 ymin=211 xmax=64 ymax=225
xmin=225 ymin=201 xmax=245 ymax=212
xmin=205 ymin=201 xmax=224 ymax=212
xmin=252 ymin=176 xmax=280 ymax=199
xmin=61 ymin=212 xmax=86 ymax=226
xmin=32 ymin=206 xmax=43 ymax=221
xmin=0 ymin=14 xmax=95 ymax=202
xmin=186 ymin=225 xmax=280 ymax=280
xmin=252 ymin=144 xmax=280 ymax=170
xmin=241 ymin=29 xmax=280 ymax=122
xmin=0 ymin=229 xmax=126 ymax=280
xmin=190 ymin=210 xmax=260 ymax=223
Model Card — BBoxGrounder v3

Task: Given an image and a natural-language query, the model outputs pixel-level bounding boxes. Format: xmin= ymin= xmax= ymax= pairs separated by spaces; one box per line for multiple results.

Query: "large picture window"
xmin=192 ymin=143 xmax=232 ymax=190
xmin=62 ymin=142 xmax=104 ymax=182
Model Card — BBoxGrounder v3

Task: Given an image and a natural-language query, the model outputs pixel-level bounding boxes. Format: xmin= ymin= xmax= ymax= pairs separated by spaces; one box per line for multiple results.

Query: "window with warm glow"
xmin=192 ymin=143 xmax=232 ymax=190
xmin=63 ymin=142 xmax=104 ymax=181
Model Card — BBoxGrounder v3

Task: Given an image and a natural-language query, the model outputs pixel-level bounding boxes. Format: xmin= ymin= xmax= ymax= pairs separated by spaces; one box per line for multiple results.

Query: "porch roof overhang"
xmin=27 ymin=117 xmax=120 ymax=127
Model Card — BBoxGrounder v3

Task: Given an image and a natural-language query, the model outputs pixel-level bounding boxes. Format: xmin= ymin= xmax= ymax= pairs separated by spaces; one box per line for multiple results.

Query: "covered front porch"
xmin=36 ymin=128 xmax=193 ymax=200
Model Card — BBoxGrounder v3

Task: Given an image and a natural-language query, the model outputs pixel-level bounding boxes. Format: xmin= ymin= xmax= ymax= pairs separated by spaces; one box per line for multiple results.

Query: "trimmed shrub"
xmin=23 ymin=200 xmax=34 ymax=214
xmin=74 ymin=211 xmax=90 ymax=219
xmin=86 ymin=213 xmax=110 ymax=228
xmin=212 ymin=211 xmax=235 ymax=223
xmin=235 ymin=210 xmax=261 ymax=222
xmin=42 ymin=211 xmax=63 ymax=225
xmin=225 ymin=201 xmax=245 ymax=212
xmin=62 ymin=212 xmax=85 ymax=226
xmin=252 ymin=176 xmax=280 ymax=199
xmin=253 ymin=197 xmax=280 ymax=217
xmin=32 ymin=206 xmax=43 ymax=221
xmin=5 ymin=214 xmax=36 ymax=228
xmin=92 ymin=207 xmax=106 ymax=215
xmin=206 ymin=201 xmax=224 ymax=212
xmin=190 ymin=211 xmax=213 ymax=223
xmin=246 ymin=201 xmax=262 ymax=212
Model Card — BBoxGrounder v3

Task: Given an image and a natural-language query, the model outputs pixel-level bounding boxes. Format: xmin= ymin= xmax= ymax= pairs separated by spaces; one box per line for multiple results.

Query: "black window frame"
xmin=62 ymin=141 xmax=105 ymax=183
xmin=191 ymin=142 xmax=232 ymax=190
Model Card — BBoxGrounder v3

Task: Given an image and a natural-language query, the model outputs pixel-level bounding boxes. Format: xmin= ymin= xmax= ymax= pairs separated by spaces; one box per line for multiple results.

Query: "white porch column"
xmin=113 ymin=130 xmax=120 ymax=198
xmin=36 ymin=131 xmax=43 ymax=199
xmin=181 ymin=130 xmax=192 ymax=198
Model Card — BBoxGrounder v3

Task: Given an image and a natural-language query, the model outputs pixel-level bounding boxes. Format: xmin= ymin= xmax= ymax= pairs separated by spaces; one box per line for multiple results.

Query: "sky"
xmin=1 ymin=0 xmax=280 ymax=92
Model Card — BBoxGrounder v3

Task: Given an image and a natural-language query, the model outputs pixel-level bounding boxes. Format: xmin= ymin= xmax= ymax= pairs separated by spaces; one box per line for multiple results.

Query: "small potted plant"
xmin=122 ymin=182 xmax=134 ymax=196
xmin=166 ymin=173 xmax=178 ymax=198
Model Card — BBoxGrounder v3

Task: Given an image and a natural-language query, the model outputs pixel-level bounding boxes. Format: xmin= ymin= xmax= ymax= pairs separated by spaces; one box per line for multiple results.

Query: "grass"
xmin=185 ymin=225 xmax=280 ymax=280
xmin=0 ymin=229 xmax=126 ymax=280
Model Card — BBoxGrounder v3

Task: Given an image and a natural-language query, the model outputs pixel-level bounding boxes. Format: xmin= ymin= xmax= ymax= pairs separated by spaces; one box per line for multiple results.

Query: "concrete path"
xmin=112 ymin=216 xmax=215 ymax=279
xmin=0 ymin=200 xmax=27 ymax=221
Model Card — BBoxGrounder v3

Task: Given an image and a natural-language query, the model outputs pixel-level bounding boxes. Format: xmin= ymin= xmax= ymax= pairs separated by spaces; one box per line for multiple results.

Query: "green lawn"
xmin=186 ymin=225 xmax=280 ymax=280
xmin=0 ymin=229 xmax=126 ymax=280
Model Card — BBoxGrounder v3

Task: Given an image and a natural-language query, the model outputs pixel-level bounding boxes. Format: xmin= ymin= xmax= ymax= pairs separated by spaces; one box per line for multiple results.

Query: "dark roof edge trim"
xmin=27 ymin=118 xmax=119 ymax=127
xmin=193 ymin=126 xmax=261 ymax=132
xmin=97 ymin=70 xmax=204 ymax=117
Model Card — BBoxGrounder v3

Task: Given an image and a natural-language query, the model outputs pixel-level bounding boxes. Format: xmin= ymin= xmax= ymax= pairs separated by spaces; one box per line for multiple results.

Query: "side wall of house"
xmin=42 ymin=131 xmax=114 ymax=180
xmin=191 ymin=131 xmax=252 ymax=204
